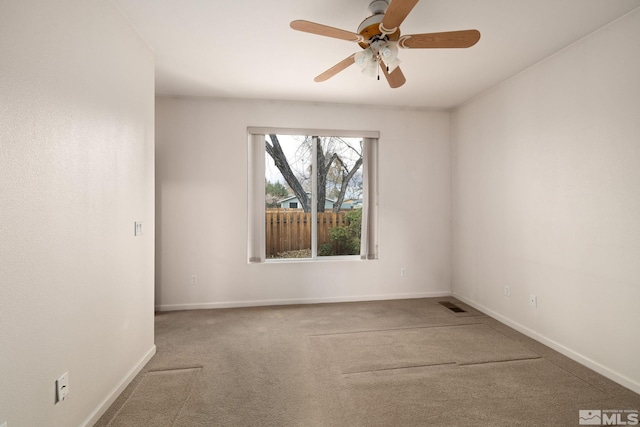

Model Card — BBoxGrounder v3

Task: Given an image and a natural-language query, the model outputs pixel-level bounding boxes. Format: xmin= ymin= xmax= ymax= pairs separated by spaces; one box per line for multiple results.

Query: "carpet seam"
xmin=546 ymin=361 xmax=608 ymax=394
xmin=479 ymin=319 xmax=544 ymax=358
xmin=105 ymin=374 xmax=148 ymax=427
xmin=147 ymin=366 xmax=204 ymax=373
xmin=342 ymin=361 xmax=458 ymax=375
xmin=308 ymin=322 xmax=485 ymax=337
xmin=342 ymin=357 xmax=546 ymax=375
xmin=172 ymin=367 xmax=202 ymax=426
xmin=457 ymin=356 xmax=543 ymax=366
xmin=106 ymin=367 xmax=202 ymax=426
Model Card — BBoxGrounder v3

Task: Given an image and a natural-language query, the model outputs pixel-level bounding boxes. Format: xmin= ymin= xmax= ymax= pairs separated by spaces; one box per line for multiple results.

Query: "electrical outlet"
xmin=56 ymin=372 xmax=69 ymax=403
xmin=529 ymin=294 xmax=537 ymax=308
xmin=400 ymin=268 xmax=407 ymax=277
xmin=191 ymin=275 xmax=198 ymax=285
xmin=504 ymin=286 xmax=511 ymax=297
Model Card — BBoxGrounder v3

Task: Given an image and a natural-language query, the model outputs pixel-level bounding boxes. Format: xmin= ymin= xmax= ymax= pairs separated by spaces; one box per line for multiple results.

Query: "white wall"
xmin=155 ymin=97 xmax=451 ymax=309
xmin=0 ymin=1 xmax=155 ymax=426
xmin=452 ymin=9 xmax=640 ymax=393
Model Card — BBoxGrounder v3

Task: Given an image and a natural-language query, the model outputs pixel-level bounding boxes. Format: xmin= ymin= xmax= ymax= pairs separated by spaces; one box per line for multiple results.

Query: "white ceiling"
xmin=113 ymin=0 xmax=640 ymax=109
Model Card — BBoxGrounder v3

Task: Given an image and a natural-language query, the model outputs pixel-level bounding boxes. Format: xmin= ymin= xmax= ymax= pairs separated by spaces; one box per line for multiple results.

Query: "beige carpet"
xmin=106 ymin=368 xmax=201 ymax=426
xmin=96 ymin=298 xmax=640 ymax=426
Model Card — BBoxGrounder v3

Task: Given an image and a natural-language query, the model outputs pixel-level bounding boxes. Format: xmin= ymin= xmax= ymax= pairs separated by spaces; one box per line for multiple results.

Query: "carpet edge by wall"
xmin=452 ymin=292 xmax=640 ymax=395
xmin=81 ymin=345 xmax=157 ymax=427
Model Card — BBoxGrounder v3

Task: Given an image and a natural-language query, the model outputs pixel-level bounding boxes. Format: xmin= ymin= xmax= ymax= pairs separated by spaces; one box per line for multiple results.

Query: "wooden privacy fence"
xmin=265 ymin=209 xmax=353 ymax=257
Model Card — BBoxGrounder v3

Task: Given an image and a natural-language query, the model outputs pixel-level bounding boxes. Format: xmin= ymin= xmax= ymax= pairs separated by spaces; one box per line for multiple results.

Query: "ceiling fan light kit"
xmin=354 ymin=37 xmax=401 ymax=78
xmin=290 ymin=0 xmax=481 ymax=88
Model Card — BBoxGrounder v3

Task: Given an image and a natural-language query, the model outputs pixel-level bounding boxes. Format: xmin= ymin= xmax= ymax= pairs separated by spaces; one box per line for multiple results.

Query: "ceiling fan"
xmin=290 ymin=0 xmax=480 ymax=88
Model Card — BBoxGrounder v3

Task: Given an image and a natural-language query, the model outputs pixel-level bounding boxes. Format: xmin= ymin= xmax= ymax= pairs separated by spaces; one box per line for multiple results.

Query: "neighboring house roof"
xmin=277 ymin=193 xmax=336 ymax=204
xmin=278 ymin=194 xmax=362 ymax=210
xmin=342 ymin=199 xmax=362 ymax=206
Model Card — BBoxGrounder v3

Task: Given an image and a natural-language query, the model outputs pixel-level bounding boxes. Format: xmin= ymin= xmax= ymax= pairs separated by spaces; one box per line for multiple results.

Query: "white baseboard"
xmin=452 ymin=292 xmax=640 ymax=395
xmin=82 ymin=345 xmax=157 ymax=427
xmin=155 ymin=291 xmax=452 ymax=311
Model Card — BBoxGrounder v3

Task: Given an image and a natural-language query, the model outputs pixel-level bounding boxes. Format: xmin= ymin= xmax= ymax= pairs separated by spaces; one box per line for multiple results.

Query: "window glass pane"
xmin=260 ymin=132 xmax=368 ymax=261
xmin=317 ymin=137 xmax=363 ymax=257
xmin=265 ymin=135 xmax=312 ymax=259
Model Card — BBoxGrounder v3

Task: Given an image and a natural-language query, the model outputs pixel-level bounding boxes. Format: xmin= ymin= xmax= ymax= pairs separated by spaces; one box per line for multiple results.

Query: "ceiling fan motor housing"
xmin=357 ymin=7 xmax=400 ymax=49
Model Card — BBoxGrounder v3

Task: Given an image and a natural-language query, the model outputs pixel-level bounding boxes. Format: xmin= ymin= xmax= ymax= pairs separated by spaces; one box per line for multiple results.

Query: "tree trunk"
xmin=333 ymin=157 xmax=363 ymax=212
xmin=315 ymin=137 xmax=326 ymax=212
xmin=266 ymin=134 xmax=310 ymax=212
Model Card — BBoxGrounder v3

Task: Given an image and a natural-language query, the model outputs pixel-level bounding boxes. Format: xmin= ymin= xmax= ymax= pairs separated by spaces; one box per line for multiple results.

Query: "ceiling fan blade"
xmin=380 ymin=63 xmax=406 ymax=88
xmin=380 ymin=0 xmax=419 ymax=33
xmin=291 ymin=20 xmax=363 ymax=43
xmin=314 ymin=54 xmax=357 ymax=82
xmin=399 ymin=30 xmax=481 ymax=49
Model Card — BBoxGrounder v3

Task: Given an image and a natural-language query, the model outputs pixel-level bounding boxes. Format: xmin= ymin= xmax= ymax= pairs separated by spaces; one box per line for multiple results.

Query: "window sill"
xmin=253 ymin=255 xmax=364 ymax=264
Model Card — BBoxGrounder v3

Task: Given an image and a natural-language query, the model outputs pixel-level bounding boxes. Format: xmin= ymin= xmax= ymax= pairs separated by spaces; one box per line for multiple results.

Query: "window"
xmin=248 ymin=128 xmax=378 ymax=262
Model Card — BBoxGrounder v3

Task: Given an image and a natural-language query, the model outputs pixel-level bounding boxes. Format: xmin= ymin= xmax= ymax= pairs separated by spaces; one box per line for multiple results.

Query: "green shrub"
xmin=318 ymin=243 xmax=334 ymax=256
xmin=329 ymin=209 xmax=362 ymax=255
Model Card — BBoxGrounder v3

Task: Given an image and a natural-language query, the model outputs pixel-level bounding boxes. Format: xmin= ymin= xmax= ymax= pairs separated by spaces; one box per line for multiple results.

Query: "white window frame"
xmin=247 ymin=127 xmax=379 ymax=263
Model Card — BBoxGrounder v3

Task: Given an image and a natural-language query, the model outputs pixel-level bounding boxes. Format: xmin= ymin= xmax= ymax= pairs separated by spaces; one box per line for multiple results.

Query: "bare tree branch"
xmin=266 ymin=134 xmax=310 ymax=212
xmin=265 ymin=134 xmax=363 ymax=214
xmin=333 ymin=157 xmax=363 ymax=212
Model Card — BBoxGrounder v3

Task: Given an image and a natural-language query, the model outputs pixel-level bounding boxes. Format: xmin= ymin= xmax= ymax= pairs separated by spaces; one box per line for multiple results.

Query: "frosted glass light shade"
xmin=362 ymin=59 xmax=378 ymax=77
xmin=355 ymin=48 xmax=374 ymax=68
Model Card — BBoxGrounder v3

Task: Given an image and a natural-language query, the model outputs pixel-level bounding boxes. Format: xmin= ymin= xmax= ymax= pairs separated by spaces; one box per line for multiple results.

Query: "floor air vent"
xmin=438 ymin=301 xmax=467 ymax=313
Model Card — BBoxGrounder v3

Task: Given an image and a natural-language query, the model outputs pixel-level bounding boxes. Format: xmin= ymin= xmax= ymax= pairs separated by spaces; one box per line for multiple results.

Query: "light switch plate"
xmin=56 ymin=372 xmax=69 ymax=403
